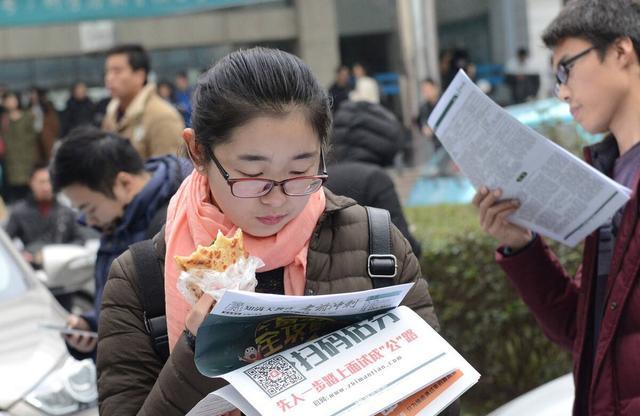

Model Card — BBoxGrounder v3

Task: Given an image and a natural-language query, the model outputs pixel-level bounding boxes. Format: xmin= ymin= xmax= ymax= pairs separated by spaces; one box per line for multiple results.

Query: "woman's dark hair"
xmin=30 ymin=160 xmax=50 ymax=180
xmin=50 ymin=126 xmax=145 ymax=197
xmin=2 ymin=91 xmax=21 ymax=109
xmin=542 ymin=0 xmax=640 ymax=61
xmin=29 ymin=87 xmax=55 ymax=114
xmin=191 ymin=47 xmax=331 ymax=161
xmin=70 ymin=81 xmax=86 ymax=97
xmin=157 ymin=80 xmax=175 ymax=97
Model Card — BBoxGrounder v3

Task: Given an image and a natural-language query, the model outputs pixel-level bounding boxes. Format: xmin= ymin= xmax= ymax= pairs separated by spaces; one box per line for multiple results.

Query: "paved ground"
xmin=387 ymin=165 xmax=426 ymax=203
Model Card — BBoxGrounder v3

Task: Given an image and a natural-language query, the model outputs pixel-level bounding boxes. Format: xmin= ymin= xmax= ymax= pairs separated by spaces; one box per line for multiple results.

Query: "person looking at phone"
xmin=49 ymin=127 xmax=191 ymax=359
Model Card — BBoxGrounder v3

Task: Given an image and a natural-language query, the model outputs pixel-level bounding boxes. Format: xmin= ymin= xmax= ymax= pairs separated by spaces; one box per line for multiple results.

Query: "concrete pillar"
xmin=413 ymin=0 xmax=439 ymax=84
xmin=489 ymin=0 xmax=529 ymax=65
xmin=422 ymin=0 xmax=440 ymax=84
xmin=397 ymin=0 xmax=418 ymax=126
xmin=397 ymin=0 xmax=439 ymax=124
xmin=294 ymin=0 xmax=340 ymax=87
xmin=525 ymin=0 xmax=563 ymax=97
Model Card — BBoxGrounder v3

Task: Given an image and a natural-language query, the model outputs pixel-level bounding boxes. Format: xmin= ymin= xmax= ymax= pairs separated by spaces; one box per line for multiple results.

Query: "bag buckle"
xmin=368 ymin=254 xmax=397 ymax=278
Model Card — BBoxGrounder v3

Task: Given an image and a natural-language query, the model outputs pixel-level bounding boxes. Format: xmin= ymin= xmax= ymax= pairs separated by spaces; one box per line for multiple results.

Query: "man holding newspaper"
xmin=471 ymin=1 xmax=640 ymax=415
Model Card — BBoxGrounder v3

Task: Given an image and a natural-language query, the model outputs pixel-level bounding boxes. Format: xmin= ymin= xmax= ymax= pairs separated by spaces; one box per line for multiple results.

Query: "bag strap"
xmin=365 ymin=206 xmax=397 ymax=288
xmin=146 ymin=201 xmax=169 ymax=240
xmin=130 ymin=239 xmax=170 ymax=363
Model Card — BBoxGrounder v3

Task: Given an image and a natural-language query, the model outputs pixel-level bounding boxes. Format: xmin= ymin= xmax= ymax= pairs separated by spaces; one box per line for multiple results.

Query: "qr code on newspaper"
xmin=223 ymin=301 xmax=244 ymax=314
xmin=244 ymin=355 xmax=306 ymax=397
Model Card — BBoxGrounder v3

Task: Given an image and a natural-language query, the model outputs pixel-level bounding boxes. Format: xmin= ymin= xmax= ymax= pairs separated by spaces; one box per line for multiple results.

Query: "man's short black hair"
xmin=30 ymin=161 xmax=50 ymax=180
xmin=352 ymin=62 xmax=368 ymax=73
xmin=106 ymin=44 xmax=151 ymax=83
xmin=542 ymin=0 xmax=640 ymax=61
xmin=2 ymin=90 xmax=22 ymax=108
xmin=50 ymin=126 xmax=145 ymax=198
xmin=422 ymin=77 xmax=437 ymax=85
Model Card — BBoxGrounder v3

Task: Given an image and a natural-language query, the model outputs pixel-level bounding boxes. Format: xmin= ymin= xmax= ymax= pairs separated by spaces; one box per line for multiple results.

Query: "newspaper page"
xmin=195 ymin=284 xmax=414 ymax=377
xmin=427 ymin=70 xmax=630 ymax=247
xmin=187 ymin=306 xmax=480 ymax=416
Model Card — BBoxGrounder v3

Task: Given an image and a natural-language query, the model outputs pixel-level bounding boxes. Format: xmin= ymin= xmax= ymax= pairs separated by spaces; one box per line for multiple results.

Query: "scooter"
xmin=36 ymin=240 xmax=99 ymax=315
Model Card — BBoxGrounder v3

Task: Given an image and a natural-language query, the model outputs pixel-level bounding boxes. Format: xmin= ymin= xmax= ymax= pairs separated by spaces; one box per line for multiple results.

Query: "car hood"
xmin=487 ymin=373 xmax=574 ymax=416
xmin=0 ymin=282 xmax=68 ymax=410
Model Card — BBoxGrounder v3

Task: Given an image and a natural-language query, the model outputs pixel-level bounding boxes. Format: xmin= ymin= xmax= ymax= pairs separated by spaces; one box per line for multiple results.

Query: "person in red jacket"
xmin=473 ymin=0 xmax=640 ymax=415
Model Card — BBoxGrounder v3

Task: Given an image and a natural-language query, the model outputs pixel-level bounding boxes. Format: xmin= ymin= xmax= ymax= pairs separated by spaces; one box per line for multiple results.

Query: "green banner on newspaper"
xmin=0 ymin=0 xmax=277 ymax=27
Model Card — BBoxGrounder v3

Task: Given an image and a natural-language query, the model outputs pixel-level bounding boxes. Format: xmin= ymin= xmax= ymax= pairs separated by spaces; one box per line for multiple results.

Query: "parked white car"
xmin=488 ymin=373 xmax=574 ymax=416
xmin=0 ymin=229 xmax=98 ymax=415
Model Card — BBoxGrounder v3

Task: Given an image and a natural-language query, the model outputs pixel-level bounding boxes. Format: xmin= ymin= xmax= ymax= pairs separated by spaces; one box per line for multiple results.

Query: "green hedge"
xmin=406 ymin=204 xmax=581 ymax=415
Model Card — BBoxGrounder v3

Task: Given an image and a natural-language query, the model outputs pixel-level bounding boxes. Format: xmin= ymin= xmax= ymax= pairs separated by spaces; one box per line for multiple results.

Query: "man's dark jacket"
xmin=328 ymin=100 xmax=421 ymax=256
xmin=326 ymin=161 xmax=421 ymax=256
xmin=70 ymin=155 xmax=191 ymax=359
xmin=4 ymin=195 xmax=84 ymax=254
xmin=331 ymin=100 xmax=403 ymax=167
xmin=62 ymin=97 xmax=96 ymax=136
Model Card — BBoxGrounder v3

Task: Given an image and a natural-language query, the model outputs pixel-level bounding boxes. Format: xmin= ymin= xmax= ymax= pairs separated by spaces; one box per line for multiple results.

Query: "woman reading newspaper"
xmin=96 ymin=47 xmax=445 ymax=416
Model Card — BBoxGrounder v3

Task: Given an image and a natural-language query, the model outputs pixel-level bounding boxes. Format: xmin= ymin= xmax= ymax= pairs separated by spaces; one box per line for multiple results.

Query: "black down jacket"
xmin=331 ymin=100 xmax=404 ymax=167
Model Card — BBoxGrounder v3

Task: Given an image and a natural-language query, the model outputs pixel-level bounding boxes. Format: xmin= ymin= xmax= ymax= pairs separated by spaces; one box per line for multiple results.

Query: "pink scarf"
xmin=164 ymin=171 xmax=326 ymax=350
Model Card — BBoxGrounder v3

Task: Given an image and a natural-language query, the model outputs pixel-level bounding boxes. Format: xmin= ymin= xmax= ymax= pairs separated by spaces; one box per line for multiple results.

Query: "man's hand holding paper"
xmin=473 ymin=187 xmax=534 ymax=251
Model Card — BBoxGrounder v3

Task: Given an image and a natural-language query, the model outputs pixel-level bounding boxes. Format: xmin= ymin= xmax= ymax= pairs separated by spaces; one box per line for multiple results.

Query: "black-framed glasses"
xmin=207 ymin=148 xmax=328 ymax=198
xmin=554 ymin=46 xmax=596 ymax=96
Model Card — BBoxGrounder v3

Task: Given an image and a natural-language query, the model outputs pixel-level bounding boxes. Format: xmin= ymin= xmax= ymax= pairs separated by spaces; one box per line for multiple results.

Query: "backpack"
xmin=129 ymin=206 xmax=397 ymax=364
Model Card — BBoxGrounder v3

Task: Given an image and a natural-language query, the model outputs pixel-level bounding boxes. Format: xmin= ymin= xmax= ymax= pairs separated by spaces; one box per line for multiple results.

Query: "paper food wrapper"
xmin=177 ymin=255 xmax=263 ymax=305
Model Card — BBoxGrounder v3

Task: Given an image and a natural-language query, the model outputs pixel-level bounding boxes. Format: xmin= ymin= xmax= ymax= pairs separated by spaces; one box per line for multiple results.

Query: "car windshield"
xmin=0 ymin=233 xmax=29 ymax=302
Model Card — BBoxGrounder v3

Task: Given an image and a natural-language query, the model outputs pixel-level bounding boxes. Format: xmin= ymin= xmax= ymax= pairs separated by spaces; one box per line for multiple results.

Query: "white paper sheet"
xmin=428 ymin=70 xmax=630 ymax=247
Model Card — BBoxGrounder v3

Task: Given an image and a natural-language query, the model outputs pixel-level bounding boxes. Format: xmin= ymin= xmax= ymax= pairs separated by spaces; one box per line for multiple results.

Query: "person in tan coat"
xmin=97 ymin=48 xmax=450 ymax=416
xmin=102 ymin=44 xmax=183 ymax=160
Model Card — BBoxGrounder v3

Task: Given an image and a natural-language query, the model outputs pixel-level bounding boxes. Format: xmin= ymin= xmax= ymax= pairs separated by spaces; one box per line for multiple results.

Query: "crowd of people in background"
xmin=0 ymin=49 xmax=446 ymax=294
xmin=0 ymin=43 xmax=542 ymax=212
xmin=0 ymin=49 xmax=186 ymax=206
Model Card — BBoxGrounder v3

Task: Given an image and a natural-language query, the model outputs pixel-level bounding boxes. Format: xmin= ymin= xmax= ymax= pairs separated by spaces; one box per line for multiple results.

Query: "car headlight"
xmin=24 ymin=358 xmax=97 ymax=415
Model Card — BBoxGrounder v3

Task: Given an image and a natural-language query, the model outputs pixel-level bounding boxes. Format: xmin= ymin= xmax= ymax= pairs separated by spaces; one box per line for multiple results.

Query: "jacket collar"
xmin=106 ymin=83 xmax=157 ymax=128
xmin=323 ymin=188 xmax=358 ymax=213
xmin=583 ymin=134 xmax=619 ymax=175
xmin=108 ymin=156 xmax=182 ymax=238
xmin=24 ymin=194 xmax=59 ymax=210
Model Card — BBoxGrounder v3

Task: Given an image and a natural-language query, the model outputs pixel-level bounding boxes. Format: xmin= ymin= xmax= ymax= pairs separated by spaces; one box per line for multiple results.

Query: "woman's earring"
xmin=197 ymin=165 xmax=205 ymax=172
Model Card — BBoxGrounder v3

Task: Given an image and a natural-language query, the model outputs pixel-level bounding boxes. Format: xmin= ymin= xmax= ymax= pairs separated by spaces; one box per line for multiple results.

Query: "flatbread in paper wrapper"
xmin=175 ymin=229 xmax=262 ymax=305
